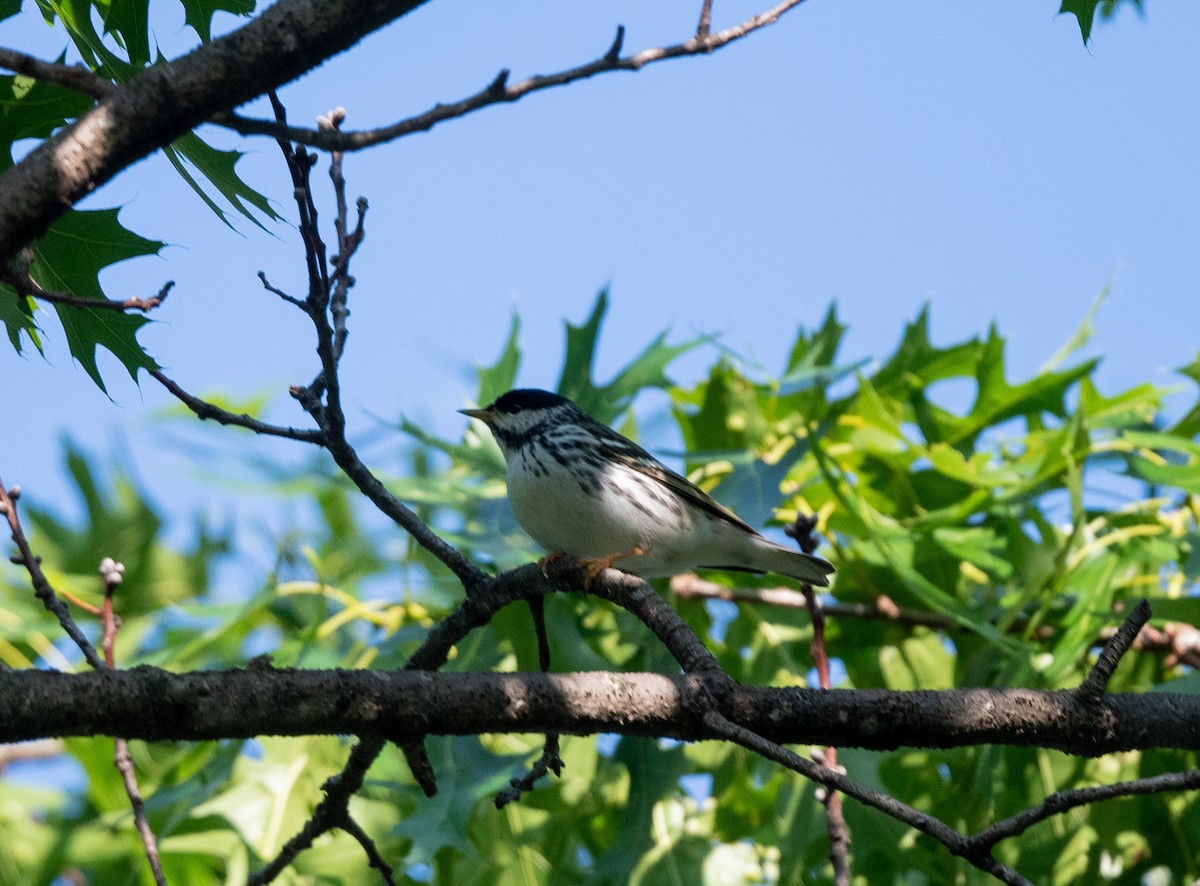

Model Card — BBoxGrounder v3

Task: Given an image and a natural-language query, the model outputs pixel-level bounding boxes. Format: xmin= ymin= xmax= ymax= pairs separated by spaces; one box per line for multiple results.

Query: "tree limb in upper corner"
xmin=0 ymin=0 xmax=813 ymax=265
xmin=0 ymin=0 xmax=431 ymax=262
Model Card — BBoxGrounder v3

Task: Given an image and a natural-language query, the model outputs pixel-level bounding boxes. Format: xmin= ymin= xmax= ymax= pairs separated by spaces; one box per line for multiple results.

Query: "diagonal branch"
xmin=0 ymin=47 xmax=114 ymax=98
xmin=0 ymin=0 xmax=434 ymax=261
xmin=702 ymin=710 xmax=1031 ymax=886
xmin=247 ymin=735 xmax=387 ymax=886
xmin=967 ymin=769 xmax=1200 ymax=852
xmin=215 ymin=0 xmax=813 ymax=152
xmin=151 ymin=370 xmax=324 ymax=444
xmin=0 ymin=480 xmax=105 ymax=670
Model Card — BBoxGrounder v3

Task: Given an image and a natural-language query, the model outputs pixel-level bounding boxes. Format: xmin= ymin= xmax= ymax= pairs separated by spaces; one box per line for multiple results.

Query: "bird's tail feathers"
xmin=747 ymin=538 xmax=835 ymax=587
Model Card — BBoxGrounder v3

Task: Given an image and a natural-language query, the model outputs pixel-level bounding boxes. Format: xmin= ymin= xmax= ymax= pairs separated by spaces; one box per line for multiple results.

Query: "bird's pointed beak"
xmin=459 ymin=407 xmax=495 ymax=423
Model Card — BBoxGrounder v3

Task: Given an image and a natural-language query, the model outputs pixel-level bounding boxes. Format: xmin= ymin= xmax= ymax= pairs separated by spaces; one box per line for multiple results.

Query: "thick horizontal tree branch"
xmin=4 ymin=666 xmax=1200 ymax=754
xmin=0 ymin=0 xmax=432 ymax=262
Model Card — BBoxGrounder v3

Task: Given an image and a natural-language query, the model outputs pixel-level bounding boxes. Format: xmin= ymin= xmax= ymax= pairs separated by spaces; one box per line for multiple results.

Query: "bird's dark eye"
xmin=510 ymin=404 xmax=522 ymax=413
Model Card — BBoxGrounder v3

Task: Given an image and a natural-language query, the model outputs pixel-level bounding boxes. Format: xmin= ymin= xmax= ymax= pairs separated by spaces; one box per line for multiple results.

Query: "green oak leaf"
xmin=0 ymin=285 xmax=41 ymax=353
xmin=31 ymin=208 xmax=164 ymax=298
xmin=163 ymin=132 xmax=281 ymax=230
xmin=97 ymin=0 xmax=151 ymax=66
xmin=0 ymin=72 xmax=93 ymax=167
xmin=556 ymin=287 xmax=696 ymax=423
xmin=1059 ymin=0 xmax=1101 ymax=45
xmin=180 ymin=0 xmax=255 ymax=42
xmin=1059 ymin=0 xmax=1143 ymax=46
xmin=557 ymin=287 xmax=609 ymax=406
xmin=52 ymin=304 xmax=159 ymax=392
xmin=28 ymin=208 xmax=164 ymax=390
xmin=476 ymin=311 xmax=520 ymax=406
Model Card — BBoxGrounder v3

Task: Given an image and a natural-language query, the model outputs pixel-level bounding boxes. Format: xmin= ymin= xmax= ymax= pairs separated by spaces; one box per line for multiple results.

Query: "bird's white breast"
xmin=504 ymin=439 xmax=693 ymax=571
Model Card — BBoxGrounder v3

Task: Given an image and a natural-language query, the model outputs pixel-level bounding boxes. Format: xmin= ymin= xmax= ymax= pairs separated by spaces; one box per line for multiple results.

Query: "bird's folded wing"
xmin=599 ymin=444 xmax=759 ymax=536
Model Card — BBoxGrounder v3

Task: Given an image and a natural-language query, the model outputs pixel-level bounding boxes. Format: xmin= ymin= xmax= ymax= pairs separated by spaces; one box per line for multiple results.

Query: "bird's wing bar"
xmin=599 ymin=444 xmax=760 ymax=536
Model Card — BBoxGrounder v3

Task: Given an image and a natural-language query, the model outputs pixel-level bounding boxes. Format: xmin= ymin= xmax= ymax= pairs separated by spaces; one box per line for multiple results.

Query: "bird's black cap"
xmin=488 ymin=389 xmax=570 ymax=414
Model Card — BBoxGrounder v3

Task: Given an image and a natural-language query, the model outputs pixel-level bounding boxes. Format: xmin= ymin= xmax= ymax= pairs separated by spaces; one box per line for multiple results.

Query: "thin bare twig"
xmin=248 ymin=735 xmax=387 ymax=886
xmin=3 ymin=269 xmax=173 ymax=313
xmin=257 ymin=271 xmax=304 ymax=308
xmin=1102 ymin=619 xmax=1200 ymax=669
xmin=100 ymin=557 xmax=167 ymax=886
xmin=968 ymin=769 xmax=1200 ymax=851
xmin=787 ymin=514 xmax=849 ymax=886
xmin=4 ymin=497 xmax=165 ymax=886
xmin=341 ymin=815 xmax=399 ymax=886
xmin=0 ymin=47 xmax=114 ymax=98
xmin=215 ymin=0 xmax=812 ymax=152
xmin=0 ymin=480 xmax=105 ymax=670
xmin=671 ymin=573 xmax=957 ymax=629
xmin=674 ymin=575 xmax=1195 ymax=669
xmin=150 ymin=370 xmax=324 ymax=444
xmin=496 ymin=596 xmax=562 ymax=808
xmin=252 ymin=102 xmax=483 ymax=587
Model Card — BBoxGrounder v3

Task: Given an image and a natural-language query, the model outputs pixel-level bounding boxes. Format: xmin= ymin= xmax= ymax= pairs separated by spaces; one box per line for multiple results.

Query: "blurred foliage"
xmin=4 ymin=288 xmax=1200 ymax=885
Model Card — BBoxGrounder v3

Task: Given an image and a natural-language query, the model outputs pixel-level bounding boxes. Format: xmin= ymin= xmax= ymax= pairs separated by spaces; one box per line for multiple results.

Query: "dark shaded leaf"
xmin=31 ymin=207 xmax=164 ymax=298
xmin=0 ymin=71 xmax=93 ymax=167
xmin=179 ymin=0 xmax=255 ymax=42
xmin=1059 ymin=0 xmax=1100 ymax=45
xmin=98 ymin=0 xmax=151 ymax=66
xmin=164 ymin=132 xmax=282 ymax=230
xmin=52 ymin=303 xmax=159 ymax=390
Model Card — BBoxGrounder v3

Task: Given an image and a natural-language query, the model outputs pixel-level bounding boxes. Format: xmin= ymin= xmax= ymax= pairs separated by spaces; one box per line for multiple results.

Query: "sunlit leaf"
xmin=0 ymin=285 xmax=41 ymax=352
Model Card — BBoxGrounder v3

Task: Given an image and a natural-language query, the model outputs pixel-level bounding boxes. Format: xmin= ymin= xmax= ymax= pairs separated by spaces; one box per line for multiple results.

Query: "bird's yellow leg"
xmin=579 ymin=546 xmax=647 ymax=590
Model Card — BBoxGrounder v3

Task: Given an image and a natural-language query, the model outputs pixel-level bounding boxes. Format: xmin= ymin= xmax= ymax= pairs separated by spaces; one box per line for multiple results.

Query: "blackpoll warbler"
xmin=461 ymin=389 xmax=834 ymax=586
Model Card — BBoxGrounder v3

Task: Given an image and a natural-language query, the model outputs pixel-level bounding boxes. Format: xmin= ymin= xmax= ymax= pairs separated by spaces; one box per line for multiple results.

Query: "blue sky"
xmin=2 ymin=2 xmax=1198 ymax=532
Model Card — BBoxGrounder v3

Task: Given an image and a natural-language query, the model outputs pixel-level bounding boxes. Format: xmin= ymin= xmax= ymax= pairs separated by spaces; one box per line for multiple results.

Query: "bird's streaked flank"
xmin=461 ymin=389 xmax=834 ymax=586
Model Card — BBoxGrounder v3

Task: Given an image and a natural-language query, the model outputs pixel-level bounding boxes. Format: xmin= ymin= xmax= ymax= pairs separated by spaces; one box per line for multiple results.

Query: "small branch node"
xmin=317 ymin=106 xmax=347 ymax=132
xmin=697 ymin=0 xmax=714 ymax=38
xmin=401 ymin=738 xmax=438 ymax=797
xmin=487 ymin=68 xmax=510 ymax=96
xmin=98 ymin=556 xmax=125 ymax=589
xmin=1077 ymin=599 xmax=1151 ymax=705
xmin=605 ymin=25 xmax=626 ymax=63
